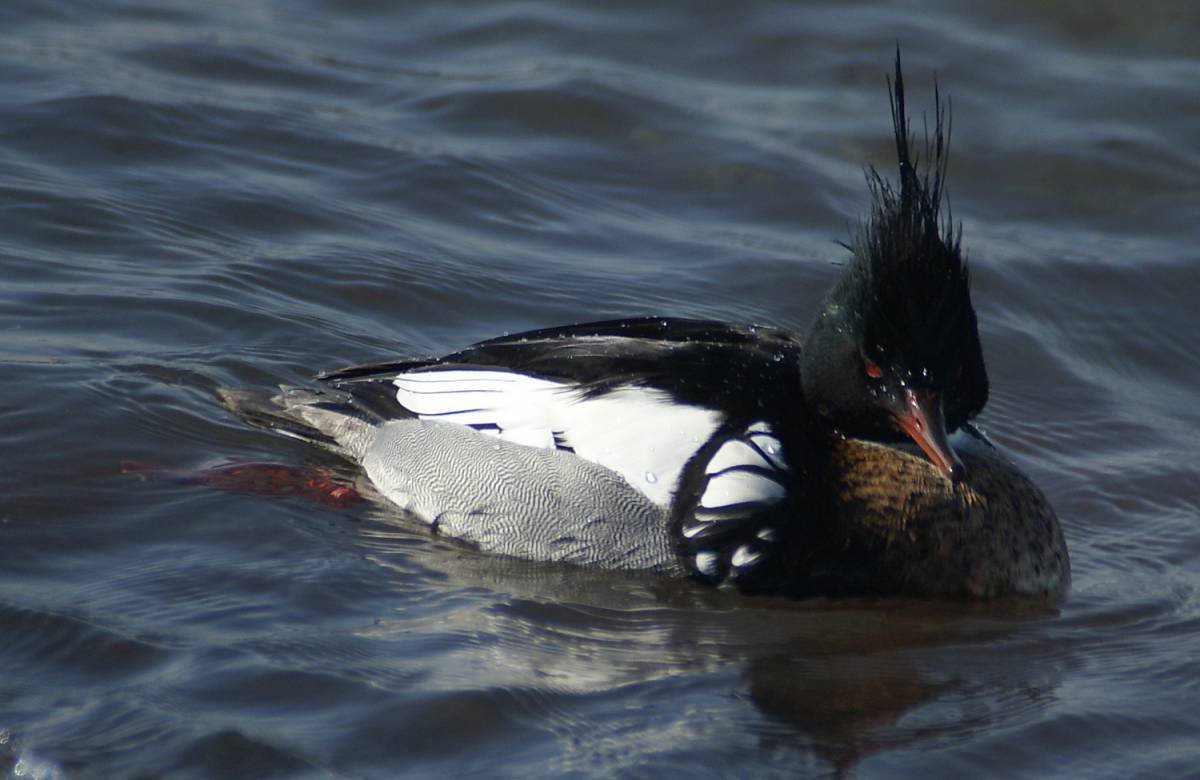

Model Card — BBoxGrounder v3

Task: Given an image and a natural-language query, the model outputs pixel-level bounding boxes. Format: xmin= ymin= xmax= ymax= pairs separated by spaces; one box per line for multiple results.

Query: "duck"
xmin=220 ymin=53 xmax=1069 ymax=599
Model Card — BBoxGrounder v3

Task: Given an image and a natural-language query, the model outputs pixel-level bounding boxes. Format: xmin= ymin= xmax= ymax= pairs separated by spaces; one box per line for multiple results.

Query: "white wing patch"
xmin=730 ymin=544 xmax=763 ymax=569
xmin=682 ymin=420 xmax=793 ymax=586
xmin=704 ymin=439 xmax=771 ymax=474
xmin=698 ymin=426 xmax=790 ymax=511
xmin=394 ymin=371 xmax=561 ymax=448
xmin=392 ymin=369 xmax=723 ymax=507
xmin=694 ymin=550 xmax=721 ymax=577
xmin=746 ymin=423 xmax=788 ymax=471
xmin=699 ymin=469 xmax=786 ymax=508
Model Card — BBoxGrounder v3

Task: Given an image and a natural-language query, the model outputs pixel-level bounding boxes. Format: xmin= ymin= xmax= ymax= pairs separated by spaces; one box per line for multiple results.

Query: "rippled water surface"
xmin=3 ymin=1 xmax=1199 ymax=777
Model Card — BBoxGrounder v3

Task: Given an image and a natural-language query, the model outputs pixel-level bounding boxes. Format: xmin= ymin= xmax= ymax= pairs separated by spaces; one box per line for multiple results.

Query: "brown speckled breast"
xmin=826 ymin=434 xmax=1070 ymax=599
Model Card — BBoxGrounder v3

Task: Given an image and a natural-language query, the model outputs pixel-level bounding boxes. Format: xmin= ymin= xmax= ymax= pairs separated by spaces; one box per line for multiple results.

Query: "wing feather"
xmin=318 ymin=318 xmax=803 ymax=507
xmin=678 ymin=420 xmax=795 ymax=588
xmin=389 ymin=368 xmax=723 ymax=507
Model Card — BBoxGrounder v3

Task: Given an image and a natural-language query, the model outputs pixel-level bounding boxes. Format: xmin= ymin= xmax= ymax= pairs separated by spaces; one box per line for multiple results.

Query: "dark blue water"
xmin=2 ymin=1 xmax=1199 ymax=777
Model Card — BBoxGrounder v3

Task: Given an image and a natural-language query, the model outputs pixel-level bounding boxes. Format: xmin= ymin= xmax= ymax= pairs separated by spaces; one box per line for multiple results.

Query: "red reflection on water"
xmin=121 ymin=460 xmax=364 ymax=509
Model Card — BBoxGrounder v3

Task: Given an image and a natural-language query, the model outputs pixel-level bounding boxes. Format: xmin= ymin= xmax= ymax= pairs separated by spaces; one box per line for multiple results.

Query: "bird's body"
xmin=220 ymin=54 xmax=1069 ymax=599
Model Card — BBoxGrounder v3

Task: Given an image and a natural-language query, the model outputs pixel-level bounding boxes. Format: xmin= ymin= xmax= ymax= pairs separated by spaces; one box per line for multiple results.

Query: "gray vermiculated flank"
xmin=225 ymin=386 xmax=684 ymax=572
xmin=362 ymin=420 xmax=682 ymax=573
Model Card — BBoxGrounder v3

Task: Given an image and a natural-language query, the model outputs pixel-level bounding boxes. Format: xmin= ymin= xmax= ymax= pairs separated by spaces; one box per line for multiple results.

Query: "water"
xmin=2 ymin=1 xmax=1198 ymax=777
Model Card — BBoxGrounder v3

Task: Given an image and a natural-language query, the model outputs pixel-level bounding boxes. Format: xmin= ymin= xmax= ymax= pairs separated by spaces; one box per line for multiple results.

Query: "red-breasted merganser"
xmin=221 ymin=53 xmax=1069 ymax=599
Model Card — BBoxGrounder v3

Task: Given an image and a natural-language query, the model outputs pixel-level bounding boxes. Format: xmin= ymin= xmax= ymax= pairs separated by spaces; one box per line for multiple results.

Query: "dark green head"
xmin=801 ymin=51 xmax=988 ymax=481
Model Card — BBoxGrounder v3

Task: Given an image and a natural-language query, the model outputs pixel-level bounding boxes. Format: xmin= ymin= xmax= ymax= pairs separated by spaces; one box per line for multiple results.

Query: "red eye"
xmin=865 ymin=359 xmax=883 ymax=380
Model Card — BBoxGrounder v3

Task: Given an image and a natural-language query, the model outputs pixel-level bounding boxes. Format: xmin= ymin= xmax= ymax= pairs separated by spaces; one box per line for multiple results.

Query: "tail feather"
xmin=217 ymin=386 xmax=376 ymax=461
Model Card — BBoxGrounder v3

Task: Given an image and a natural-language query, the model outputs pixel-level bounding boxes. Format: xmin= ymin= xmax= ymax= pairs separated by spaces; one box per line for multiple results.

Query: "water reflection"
xmin=355 ymin=505 xmax=1067 ymax=772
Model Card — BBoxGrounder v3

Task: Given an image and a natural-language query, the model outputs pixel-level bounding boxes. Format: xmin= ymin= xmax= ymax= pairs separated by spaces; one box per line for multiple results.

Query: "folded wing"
xmin=321 ymin=318 xmax=803 ymax=508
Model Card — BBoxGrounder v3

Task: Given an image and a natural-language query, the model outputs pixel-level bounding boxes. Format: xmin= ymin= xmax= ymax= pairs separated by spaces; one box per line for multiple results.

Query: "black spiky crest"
xmin=853 ymin=49 xmax=975 ymax=391
xmin=801 ymin=50 xmax=987 ymax=441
